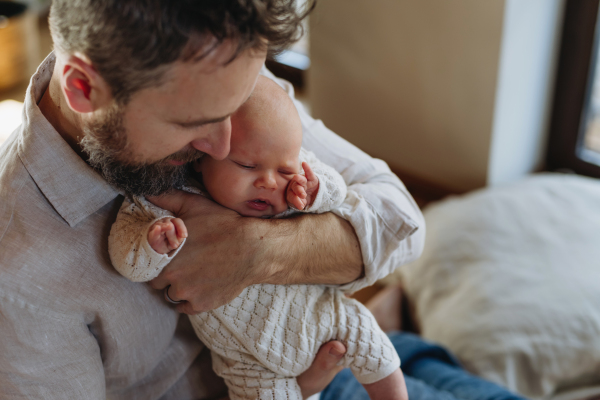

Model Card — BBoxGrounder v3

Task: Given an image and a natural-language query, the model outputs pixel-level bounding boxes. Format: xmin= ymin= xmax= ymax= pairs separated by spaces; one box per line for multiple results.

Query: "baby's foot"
xmin=148 ymin=217 xmax=188 ymax=254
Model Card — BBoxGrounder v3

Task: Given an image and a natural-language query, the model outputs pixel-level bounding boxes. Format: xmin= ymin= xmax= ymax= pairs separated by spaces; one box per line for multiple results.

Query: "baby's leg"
xmin=363 ymin=369 xmax=408 ymax=400
xmin=212 ymin=352 xmax=304 ymax=400
xmin=334 ymin=294 xmax=405 ymax=399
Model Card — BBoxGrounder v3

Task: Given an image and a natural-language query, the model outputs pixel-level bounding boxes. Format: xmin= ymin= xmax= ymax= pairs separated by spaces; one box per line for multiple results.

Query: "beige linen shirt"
xmin=0 ymin=53 xmax=425 ymax=399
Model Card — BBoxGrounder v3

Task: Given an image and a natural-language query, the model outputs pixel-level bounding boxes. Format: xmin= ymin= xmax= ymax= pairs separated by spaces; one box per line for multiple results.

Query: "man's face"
xmin=81 ymin=42 xmax=266 ymax=196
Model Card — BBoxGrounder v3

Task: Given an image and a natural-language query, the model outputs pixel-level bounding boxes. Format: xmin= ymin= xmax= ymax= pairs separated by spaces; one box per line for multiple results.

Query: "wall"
xmin=309 ymin=0 xmax=565 ymax=192
xmin=488 ymin=0 xmax=565 ymax=186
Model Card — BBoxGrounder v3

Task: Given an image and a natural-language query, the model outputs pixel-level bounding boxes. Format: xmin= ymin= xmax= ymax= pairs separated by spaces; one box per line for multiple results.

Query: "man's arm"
xmin=150 ymin=70 xmax=425 ymax=314
xmin=149 ymin=192 xmax=362 ymax=314
xmin=262 ymin=211 xmax=362 ymax=286
xmin=266 ymin=69 xmax=426 ymax=293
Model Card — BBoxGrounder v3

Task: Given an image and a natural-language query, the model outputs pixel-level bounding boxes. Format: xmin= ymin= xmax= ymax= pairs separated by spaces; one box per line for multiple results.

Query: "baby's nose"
xmin=255 ymin=173 xmax=278 ymax=190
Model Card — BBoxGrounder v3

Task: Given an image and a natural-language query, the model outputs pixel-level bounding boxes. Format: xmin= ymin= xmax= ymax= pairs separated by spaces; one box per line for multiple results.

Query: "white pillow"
xmin=392 ymin=173 xmax=600 ymax=400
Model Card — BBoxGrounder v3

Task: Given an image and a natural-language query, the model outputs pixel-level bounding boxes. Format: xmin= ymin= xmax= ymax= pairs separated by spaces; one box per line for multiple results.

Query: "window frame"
xmin=547 ymin=0 xmax=600 ymax=177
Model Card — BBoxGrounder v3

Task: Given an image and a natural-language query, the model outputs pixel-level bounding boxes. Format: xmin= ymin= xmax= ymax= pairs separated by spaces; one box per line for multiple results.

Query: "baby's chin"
xmin=236 ymin=209 xmax=275 ymax=219
xmin=233 ymin=200 xmax=286 ymax=218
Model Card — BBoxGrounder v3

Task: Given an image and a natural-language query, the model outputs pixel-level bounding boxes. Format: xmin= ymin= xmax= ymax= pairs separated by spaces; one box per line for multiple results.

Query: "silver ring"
xmin=164 ymin=285 xmax=183 ymax=304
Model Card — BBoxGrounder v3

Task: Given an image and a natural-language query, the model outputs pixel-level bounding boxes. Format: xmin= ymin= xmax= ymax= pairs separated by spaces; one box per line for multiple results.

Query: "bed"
xmin=383 ymin=173 xmax=600 ymax=400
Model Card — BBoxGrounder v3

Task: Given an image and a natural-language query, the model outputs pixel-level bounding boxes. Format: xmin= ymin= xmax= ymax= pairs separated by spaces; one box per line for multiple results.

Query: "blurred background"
xmin=2 ymin=0 xmax=600 ymax=203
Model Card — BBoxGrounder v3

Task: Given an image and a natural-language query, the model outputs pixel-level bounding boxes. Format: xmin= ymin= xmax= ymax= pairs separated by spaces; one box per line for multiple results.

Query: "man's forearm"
xmin=258 ymin=212 xmax=363 ymax=286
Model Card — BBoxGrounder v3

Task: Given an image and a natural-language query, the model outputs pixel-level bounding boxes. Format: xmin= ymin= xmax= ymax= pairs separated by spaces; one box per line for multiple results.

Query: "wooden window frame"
xmin=547 ymin=0 xmax=600 ymax=177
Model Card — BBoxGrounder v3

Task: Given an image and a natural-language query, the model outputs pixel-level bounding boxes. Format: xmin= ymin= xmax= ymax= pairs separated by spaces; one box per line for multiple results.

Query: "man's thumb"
xmin=297 ymin=341 xmax=346 ymax=398
xmin=324 ymin=341 xmax=346 ymax=364
xmin=312 ymin=340 xmax=346 ymax=370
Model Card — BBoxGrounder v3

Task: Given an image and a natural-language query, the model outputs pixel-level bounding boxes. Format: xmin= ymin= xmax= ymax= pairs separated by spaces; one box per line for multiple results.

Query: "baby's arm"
xmin=285 ymin=148 xmax=348 ymax=214
xmin=108 ymin=196 xmax=187 ymax=282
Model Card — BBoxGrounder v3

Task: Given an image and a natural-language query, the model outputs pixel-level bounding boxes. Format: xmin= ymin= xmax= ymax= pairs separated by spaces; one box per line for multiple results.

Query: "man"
xmin=0 ymin=1 xmax=424 ymax=398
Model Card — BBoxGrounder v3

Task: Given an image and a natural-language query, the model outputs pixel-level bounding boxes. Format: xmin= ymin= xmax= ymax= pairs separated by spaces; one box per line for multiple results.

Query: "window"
xmin=547 ymin=0 xmax=600 ymax=177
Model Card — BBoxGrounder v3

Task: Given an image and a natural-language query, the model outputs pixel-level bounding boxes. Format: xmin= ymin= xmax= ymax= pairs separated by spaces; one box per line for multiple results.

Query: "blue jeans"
xmin=321 ymin=332 xmax=527 ymax=400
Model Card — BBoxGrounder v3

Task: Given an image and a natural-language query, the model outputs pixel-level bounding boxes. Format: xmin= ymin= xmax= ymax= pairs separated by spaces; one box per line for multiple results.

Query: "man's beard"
xmin=80 ymin=103 xmax=204 ymax=197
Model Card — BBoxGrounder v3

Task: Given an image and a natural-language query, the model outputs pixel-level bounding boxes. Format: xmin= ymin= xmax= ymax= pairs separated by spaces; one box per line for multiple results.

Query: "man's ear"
xmin=60 ymin=53 xmax=112 ymax=114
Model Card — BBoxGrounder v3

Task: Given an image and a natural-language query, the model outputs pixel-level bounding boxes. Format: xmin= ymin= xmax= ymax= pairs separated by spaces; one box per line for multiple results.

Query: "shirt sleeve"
xmin=261 ymin=67 xmax=426 ymax=293
xmin=108 ymin=195 xmax=186 ymax=282
xmin=0 ymin=295 xmax=106 ymax=399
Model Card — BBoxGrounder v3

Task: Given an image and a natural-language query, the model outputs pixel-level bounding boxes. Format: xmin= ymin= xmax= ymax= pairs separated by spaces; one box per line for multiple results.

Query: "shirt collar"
xmin=17 ymin=52 xmax=120 ymax=227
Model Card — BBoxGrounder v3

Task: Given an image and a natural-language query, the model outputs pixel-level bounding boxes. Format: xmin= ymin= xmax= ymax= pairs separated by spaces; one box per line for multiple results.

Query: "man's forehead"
xmin=135 ymin=46 xmax=264 ymax=121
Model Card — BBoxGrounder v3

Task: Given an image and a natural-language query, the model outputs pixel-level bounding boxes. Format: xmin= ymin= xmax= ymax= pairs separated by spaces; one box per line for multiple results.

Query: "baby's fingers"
xmin=289 ymin=193 xmax=306 ymax=210
xmin=292 ymin=182 xmax=307 ymax=199
xmin=172 ymin=218 xmax=188 ymax=240
xmin=286 ymin=185 xmax=305 ymax=210
xmin=164 ymin=225 xmax=181 ymax=251
xmin=148 ymin=224 xmax=162 ymax=240
xmin=302 ymin=162 xmax=317 ymax=183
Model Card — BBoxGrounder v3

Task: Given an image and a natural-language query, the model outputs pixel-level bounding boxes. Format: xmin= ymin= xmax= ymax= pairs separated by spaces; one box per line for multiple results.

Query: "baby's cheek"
xmin=273 ymin=187 xmax=290 ymax=214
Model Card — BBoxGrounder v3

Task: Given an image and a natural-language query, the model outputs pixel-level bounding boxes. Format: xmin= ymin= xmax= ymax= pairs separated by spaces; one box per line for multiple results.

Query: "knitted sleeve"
xmin=108 ymin=195 xmax=186 ymax=282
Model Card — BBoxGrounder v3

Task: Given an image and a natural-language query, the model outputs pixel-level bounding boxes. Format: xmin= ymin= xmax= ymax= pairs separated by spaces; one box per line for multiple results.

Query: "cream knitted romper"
xmin=108 ymin=149 xmax=400 ymax=400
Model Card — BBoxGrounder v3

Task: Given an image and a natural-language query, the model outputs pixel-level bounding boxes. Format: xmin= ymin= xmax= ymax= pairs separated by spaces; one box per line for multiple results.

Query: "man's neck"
xmin=38 ymin=63 xmax=87 ymax=159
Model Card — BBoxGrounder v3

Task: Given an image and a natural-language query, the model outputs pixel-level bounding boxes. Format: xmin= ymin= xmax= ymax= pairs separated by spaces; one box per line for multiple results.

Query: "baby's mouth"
xmin=246 ymin=199 xmax=271 ymax=211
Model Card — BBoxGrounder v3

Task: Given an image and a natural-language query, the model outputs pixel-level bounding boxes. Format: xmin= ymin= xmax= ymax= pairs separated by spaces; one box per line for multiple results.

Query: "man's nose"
xmin=254 ymin=172 xmax=278 ymax=190
xmin=190 ymin=118 xmax=231 ymax=160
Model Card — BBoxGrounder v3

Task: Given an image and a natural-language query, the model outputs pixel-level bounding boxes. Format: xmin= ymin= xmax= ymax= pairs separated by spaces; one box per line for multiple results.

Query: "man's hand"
xmin=148 ymin=189 xmax=363 ymax=315
xmin=287 ymin=162 xmax=320 ymax=210
xmin=297 ymin=341 xmax=347 ymax=398
xmin=148 ymin=191 xmax=269 ymax=314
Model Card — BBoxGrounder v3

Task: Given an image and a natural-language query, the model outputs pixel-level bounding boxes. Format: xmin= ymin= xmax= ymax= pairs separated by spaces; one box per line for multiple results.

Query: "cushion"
xmin=388 ymin=173 xmax=600 ymax=400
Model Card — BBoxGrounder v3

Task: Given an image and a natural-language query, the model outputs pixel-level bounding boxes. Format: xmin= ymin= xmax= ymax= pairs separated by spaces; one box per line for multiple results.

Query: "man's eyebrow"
xmin=175 ymin=114 xmax=230 ymax=128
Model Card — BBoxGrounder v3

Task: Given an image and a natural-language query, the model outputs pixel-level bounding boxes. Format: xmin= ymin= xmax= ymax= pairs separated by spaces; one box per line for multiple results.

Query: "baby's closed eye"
xmin=234 ymin=161 xmax=255 ymax=169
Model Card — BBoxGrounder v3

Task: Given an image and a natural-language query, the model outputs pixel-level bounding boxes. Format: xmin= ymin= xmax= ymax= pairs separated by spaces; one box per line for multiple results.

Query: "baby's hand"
xmin=287 ymin=162 xmax=320 ymax=210
xmin=148 ymin=217 xmax=188 ymax=255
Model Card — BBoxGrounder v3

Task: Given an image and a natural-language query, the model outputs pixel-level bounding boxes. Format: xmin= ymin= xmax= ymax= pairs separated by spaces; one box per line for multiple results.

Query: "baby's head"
xmin=195 ymin=76 xmax=303 ymax=217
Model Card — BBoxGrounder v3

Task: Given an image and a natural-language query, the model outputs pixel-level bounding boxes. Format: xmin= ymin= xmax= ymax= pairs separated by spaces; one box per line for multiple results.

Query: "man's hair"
xmin=49 ymin=0 xmax=313 ymax=104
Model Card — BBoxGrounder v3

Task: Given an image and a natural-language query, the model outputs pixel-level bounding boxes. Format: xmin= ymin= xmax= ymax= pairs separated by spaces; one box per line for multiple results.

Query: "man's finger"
xmin=149 ymin=270 xmax=170 ymax=290
xmin=177 ymin=302 xmax=196 ymax=315
xmin=297 ymin=340 xmax=346 ymax=399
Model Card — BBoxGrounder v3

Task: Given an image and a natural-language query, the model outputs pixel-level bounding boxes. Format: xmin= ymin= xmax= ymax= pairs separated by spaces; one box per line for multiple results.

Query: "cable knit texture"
xmin=108 ymin=148 xmax=399 ymax=399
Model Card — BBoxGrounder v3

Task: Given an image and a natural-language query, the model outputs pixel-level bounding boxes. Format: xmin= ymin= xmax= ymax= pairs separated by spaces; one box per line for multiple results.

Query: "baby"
xmin=109 ymin=76 xmax=407 ymax=400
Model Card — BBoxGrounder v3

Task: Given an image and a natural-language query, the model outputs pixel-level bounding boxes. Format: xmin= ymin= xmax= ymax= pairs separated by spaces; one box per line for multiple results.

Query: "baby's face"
xmin=197 ymin=86 xmax=303 ymax=218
